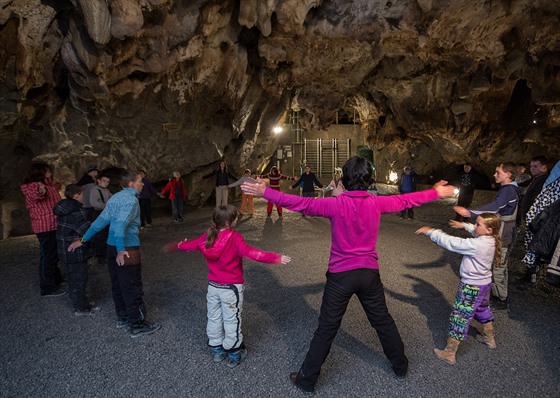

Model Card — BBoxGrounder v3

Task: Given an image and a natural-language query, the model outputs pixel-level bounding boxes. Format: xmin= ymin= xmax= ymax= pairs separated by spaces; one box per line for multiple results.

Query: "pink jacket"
xmin=263 ymin=187 xmax=439 ymax=272
xmin=177 ymin=229 xmax=282 ymax=284
xmin=21 ymin=181 xmax=62 ymax=233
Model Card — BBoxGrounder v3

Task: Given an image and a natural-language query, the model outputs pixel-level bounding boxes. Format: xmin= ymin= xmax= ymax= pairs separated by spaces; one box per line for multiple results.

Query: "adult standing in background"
xmin=138 ymin=170 xmax=157 ymax=228
xmin=398 ymin=166 xmax=417 ymax=220
xmin=454 ymin=163 xmax=477 ymax=222
xmin=69 ymin=170 xmax=161 ymax=338
xmin=292 ymin=165 xmax=323 ymax=198
xmin=21 ymin=163 xmax=65 ymax=297
xmin=203 ymin=161 xmax=237 ymax=206
xmin=77 ymin=164 xmax=98 ymax=186
xmin=519 ymin=156 xmax=549 ymax=224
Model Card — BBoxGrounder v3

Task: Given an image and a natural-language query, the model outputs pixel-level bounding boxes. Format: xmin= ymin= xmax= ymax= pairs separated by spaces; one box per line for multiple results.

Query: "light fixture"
xmin=273 ymin=126 xmax=283 ymax=134
xmin=389 ymin=170 xmax=398 ymax=184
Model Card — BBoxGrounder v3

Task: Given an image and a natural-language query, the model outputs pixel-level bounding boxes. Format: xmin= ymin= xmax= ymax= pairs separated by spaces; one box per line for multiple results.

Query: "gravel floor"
xmin=1 ymin=197 xmax=559 ymax=398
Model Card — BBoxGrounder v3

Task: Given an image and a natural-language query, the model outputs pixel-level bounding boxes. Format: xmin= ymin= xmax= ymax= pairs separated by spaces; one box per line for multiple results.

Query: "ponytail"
xmin=205 ymin=224 xmax=219 ymax=248
xmin=205 ymin=205 xmax=239 ymax=248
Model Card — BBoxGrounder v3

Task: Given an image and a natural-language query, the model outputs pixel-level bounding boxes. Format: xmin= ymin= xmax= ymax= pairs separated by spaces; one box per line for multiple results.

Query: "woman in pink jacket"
xmin=242 ymin=156 xmax=456 ymax=395
xmin=166 ymin=205 xmax=290 ymax=368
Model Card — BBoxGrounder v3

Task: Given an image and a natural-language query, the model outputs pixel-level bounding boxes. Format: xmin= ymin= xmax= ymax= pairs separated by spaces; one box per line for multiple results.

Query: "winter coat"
xmin=177 ymin=229 xmax=282 ymax=284
xmin=54 ymin=199 xmax=94 ymax=264
xmin=529 ymin=198 xmax=560 ymax=260
xmin=161 ymin=178 xmax=187 ymax=200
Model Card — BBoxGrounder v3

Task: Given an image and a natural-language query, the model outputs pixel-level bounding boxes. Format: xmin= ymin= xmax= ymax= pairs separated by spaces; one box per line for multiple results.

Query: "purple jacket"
xmin=263 ymin=187 xmax=439 ymax=273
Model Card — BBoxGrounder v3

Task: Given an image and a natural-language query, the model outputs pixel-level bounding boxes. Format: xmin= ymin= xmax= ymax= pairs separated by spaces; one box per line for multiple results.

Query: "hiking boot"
xmin=129 ymin=320 xmax=161 ymax=338
xmin=434 ymin=337 xmax=460 ymax=365
xmin=225 ymin=349 xmax=247 ymax=368
xmin=74 ymin=305 xmax=101 ymax=317
xmin=476 ymin=321 xmax=497 ymax=349
xmin=116 ymin=317 xmax=128 ymax=329
xmin=41 ymin=287 xmax=67 ymax=297
xmin=210 ymin=345 xmax=227 ymax=362
xmin=289 ymin=372 xmax=314 ymax=396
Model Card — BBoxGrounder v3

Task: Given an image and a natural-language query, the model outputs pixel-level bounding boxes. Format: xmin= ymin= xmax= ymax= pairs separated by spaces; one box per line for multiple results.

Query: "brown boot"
xmin=476 ymin=321 xmax=497 ymax=349
xmin=434 ymin=337 xmax=460 ymax=365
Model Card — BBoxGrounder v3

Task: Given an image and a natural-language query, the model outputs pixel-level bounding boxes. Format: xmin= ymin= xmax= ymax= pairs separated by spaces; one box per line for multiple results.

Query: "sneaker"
xmin=116 ymin=317 xmax=128 ymax=329
xmin=41 ymin=287 xmax=67 ymax=297
xmin=289 ymin=372 xmax=314 ymax=396
xmin=129 ymin=320 xmax=161 ymax=338
xmin=178 ymin=217 xmax=184 ymax=222
xmin=146 ymin=224 xmax=153 ymax=228
xmin=173 ymin=219 xmax=179 ymax=223
xmin=211 ymin=345 xmax=227 ymax=362
xmin=225 ymin=348 xmax=247 ymax=368
xmin=74 ymin=305 xmax=101 ymax=316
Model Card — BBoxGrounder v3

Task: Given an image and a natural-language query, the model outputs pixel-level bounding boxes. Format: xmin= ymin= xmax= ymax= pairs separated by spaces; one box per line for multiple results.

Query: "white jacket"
xmin=427 ymin=224 xmax=495 ymax=285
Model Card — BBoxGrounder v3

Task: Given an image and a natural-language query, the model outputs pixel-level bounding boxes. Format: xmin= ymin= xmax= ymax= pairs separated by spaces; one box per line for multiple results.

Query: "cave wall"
xmin=1 ymin=0 xmax=560 ymax=238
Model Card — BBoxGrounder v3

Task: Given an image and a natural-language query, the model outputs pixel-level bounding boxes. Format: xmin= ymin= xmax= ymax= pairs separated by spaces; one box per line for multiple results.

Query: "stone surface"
xmin=1 ymin=0 xmax=560 ymax=237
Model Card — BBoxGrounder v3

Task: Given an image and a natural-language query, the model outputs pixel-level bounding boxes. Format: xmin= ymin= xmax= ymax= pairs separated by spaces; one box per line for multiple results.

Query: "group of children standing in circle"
xmin=21 ymin=156 xmax=508 ymax=394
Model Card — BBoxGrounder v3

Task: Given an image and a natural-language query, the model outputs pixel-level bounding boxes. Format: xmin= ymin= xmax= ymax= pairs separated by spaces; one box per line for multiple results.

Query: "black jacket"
xmin=529 ymin=198 xmax=560 ymax=260
xmin=54 ymin=199 xmax=94 ymax=264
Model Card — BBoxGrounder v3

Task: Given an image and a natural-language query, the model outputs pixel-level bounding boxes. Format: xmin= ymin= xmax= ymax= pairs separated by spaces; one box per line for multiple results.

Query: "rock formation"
xmin=1 ymin=0 xmax=559 ymax=237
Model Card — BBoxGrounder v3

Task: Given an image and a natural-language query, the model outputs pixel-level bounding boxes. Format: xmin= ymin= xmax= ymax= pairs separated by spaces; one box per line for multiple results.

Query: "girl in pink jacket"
xmin=166 ymin=205 xmax=290 ymax=368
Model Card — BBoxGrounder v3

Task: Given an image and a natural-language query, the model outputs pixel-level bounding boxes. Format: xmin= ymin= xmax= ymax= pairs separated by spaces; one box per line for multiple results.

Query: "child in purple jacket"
xmin=242 ymin=156 xmax=456 ymax=395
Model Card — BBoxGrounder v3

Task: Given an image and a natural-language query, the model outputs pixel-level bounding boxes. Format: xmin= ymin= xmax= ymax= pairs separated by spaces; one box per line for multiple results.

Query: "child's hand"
xmin=448 ymin=220 xmax=464 ymax=229
xmin=162 ymin=241 xmax=182 ymax=253
xmin=280 ymin=255 xmax=291 ymax=264
xmin=415 ymin=226 xmax=433 ymax=235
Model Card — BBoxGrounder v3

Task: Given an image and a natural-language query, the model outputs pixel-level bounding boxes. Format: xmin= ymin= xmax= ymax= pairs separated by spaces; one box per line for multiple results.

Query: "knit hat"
xmin=87 ymin=164 xmax=99 ymax=173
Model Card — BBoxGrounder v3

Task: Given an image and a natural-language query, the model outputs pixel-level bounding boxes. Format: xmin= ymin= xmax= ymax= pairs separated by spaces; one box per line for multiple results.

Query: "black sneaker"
xmin=74 ymin=305 xmax=101 ymax=316
xmin=41 ymin=287 xmax=67 ymax=297
xmin=129 ymin=320 xmax=161 ymax=338
xmin=289 ymin=372 xmax=314 ymax=396
xmin=116 ymin=317 xmax=128 ymax=329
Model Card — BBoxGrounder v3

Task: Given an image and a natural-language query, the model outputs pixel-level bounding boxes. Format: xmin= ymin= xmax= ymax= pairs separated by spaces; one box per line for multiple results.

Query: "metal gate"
xmin=303 ymin=139 xmax=351 ymax=178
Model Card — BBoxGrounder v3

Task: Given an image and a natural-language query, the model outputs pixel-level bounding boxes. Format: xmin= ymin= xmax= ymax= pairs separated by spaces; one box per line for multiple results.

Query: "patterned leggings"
xmin=448 ymin=282 xmax=493 ymax=341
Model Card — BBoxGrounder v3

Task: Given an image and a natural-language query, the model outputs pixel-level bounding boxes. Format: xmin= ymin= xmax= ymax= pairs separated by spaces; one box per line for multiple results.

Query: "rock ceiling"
xmin=1 ymin=0 xmax=560 ymax=236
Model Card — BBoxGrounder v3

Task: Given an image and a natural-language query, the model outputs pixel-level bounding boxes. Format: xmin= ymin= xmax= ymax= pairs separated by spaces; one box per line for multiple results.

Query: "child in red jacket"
xmin=165 ymin=205 xmax=291 ymax=367
xmin=159 ymin=171 xmax=187 ymax=222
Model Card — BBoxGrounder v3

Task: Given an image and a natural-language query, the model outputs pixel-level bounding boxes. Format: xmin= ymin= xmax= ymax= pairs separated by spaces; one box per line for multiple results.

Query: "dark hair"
xmin=96 ymin=173 xmax=110 ymax=184
xmin=205 ymin=205 xmax=238 ymax=248
xmin=120 ymin=169 xmax=139 ymax=188
xmin=531 ymin=155 xmax=548 ymax=166
xmin=64 ymin=184 xmax=83 ymax=200
xmin=516 ymin=163 xmax=526 ymax=168
xmin=341 ymin=156 xmax=374 ymax=191
xmin=499 ymin=162 xmax=517 ymax=180
xmin=464 ymin=162 xmax=472 ymax=167
xmin=24 ymin=163 xmax=53 ymax=184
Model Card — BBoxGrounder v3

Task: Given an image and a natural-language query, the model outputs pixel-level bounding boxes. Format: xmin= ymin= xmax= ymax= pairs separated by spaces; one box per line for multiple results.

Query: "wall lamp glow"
xmin=273 ymin=126 xmax=283 ymax=134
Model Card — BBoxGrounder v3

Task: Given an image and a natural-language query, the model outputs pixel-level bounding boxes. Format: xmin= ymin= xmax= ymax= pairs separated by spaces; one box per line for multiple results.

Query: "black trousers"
xmin=297 ymin=268 xmax=408 ymax=391
xmin=66 ymin=261 xmax=89 ymax=311
xmin=106 ymin=245 xmax=146 ymax=324
xmin=455 ymin=192 xmax=474 ymax=222
xmin=139 ymin=198 xmax=152 ymax=226
xmin=36 ymin=231 xmax=63 ymax=294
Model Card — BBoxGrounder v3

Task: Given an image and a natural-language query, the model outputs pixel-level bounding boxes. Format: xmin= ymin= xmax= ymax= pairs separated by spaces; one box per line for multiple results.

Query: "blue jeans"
xmin=171 ymin=198 xmax=183 ymax=220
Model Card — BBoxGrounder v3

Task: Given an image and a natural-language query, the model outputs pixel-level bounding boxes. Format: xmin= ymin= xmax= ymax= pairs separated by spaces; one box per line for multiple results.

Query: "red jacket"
xmin=260 ymin=171 xmax=295 ymax=189
xmin=161 ymin=178 xmax=187 ymax=200
xmin=21 ymin=180 xmax=62 ymax=233
xmin=178 ymin=229 xmax=282 ymax=284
